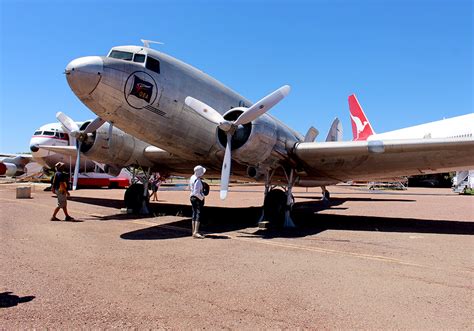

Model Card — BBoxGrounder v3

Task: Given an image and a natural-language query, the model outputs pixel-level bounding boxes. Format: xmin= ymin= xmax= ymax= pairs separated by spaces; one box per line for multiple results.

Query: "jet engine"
xmin=0 ymin=162 xmax=19 ymax=177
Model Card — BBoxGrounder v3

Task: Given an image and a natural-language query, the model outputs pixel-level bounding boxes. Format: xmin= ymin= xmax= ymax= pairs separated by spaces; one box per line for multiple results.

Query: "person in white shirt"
xmin=189 ymin=165 xmax=206 ymax=238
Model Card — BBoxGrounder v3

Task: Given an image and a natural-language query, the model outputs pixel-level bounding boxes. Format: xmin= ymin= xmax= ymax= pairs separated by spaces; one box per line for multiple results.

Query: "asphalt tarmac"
xmin=1 ymin=182 xmax=473 ymax=329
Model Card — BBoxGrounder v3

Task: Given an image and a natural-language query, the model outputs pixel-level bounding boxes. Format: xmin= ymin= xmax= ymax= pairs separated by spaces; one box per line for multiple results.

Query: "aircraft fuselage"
xmin=66 ymin=46 xmax=303 ymax=179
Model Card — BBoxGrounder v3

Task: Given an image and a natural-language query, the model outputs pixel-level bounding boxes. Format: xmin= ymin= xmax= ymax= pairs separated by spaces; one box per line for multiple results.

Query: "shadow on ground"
xmin=117 ymin=199 xmax=474 ymax=240
xmin=0 ymin=292 xmax=35 ymax=308
xmin=68 ymin=195 xmax=474 ymax=239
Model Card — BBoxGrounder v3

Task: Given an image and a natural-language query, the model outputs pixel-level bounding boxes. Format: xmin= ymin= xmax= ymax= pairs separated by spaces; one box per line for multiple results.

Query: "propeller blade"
xmin=234 ymin=85 xmax=291 ymax=126
xmin=72 ymin=141 xmax=81 ymax=190
xmin=84 ymin=117 xmax=105 ymax=134
xmin=220 ymin=132 xmax=232 ymax=200
xmin=185 ymin=96 xmax=224 ymax=126
xmin=56 ymin=112 xmax=80 ymax=134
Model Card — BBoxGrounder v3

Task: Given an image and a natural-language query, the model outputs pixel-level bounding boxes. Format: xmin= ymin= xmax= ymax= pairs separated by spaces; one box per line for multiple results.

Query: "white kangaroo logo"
xmin=350 ymin=113 xmax=369 ymax=140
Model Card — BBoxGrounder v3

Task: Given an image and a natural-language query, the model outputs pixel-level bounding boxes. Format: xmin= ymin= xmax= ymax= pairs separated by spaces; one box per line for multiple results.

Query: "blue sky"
xmin=0 ymin=0 xmax=472 ymax=153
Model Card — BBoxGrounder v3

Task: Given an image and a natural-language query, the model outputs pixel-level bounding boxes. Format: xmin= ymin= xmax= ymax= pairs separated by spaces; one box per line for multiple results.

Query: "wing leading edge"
xmin=293 ymin=138 xmax=474 ymax=183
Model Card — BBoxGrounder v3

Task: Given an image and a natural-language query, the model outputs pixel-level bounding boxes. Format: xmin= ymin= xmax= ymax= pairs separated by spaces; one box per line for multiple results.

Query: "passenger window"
xmin=146 ymin=56 xmax=160 ymax=74
xmin=134 ymin=54 xmax=145 ymax=63
xmin=109 ymin=50 xmax=133 ymax=61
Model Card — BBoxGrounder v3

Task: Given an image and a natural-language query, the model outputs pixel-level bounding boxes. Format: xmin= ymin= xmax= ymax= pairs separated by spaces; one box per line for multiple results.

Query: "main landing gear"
xmin=259 ymin=168 xmax=296 ymax=228
xmin=124 ymin=167 xmax=151 ymax=214
xmin=321 ymin=185 xmax=330 ymax=202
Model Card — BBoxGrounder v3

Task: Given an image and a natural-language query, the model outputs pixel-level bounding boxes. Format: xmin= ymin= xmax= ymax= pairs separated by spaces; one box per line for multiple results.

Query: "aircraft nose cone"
xmin=30 ymin=144 xmax=39 ymax=152
xmin=65 ymin=56 xmax=103 ymax=97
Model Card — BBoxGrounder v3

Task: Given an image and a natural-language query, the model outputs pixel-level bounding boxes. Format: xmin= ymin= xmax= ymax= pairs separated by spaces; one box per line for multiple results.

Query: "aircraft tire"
xmin=263 ymin=188 xmax=287 ymax=227
xmin=124 ymin=183 xmax=149 ymax=214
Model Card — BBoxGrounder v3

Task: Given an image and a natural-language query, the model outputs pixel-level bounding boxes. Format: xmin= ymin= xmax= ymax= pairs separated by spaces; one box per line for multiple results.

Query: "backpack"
xmin=51 ymin=172 xmax=62 ymax=190
xmin=193 ymin=178 xmax=210 ymax=196
xmin=202 ymin=180 xmax=210 ymax=196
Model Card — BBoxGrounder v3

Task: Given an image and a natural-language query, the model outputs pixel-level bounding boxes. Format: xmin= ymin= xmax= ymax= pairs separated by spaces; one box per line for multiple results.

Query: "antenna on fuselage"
xmin=141 ymin=39 xmax=164 ymax=48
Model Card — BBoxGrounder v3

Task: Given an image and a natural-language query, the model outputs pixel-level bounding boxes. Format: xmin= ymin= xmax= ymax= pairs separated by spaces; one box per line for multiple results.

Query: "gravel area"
xmin=1 ymin=182 xmax=473 ymax=328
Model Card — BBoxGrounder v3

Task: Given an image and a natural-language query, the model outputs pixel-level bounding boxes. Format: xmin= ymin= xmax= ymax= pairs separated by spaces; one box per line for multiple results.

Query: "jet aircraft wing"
xmin=0 ymin=153 xmax=33 ymax=160
xmin=293 ymin=137 xmax=474 ymax=183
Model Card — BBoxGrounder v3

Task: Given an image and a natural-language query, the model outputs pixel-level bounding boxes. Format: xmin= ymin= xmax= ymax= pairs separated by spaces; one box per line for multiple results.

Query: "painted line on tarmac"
xmin=236 ymin=236 xmax=424 ymax=267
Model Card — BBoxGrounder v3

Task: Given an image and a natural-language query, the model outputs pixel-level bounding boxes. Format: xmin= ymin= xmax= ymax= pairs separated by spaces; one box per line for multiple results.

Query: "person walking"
xmin=189 ymin=165 xmax=206 ymax=238
xmin=150 ymin=173 xmax=161 ymax=201
xmin=51 ymin=162 xmax=75 ymax=221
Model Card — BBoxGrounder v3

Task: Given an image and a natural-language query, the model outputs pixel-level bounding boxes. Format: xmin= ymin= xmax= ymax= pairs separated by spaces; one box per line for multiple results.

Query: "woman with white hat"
xmin=189 ymin=165 xmax=206 ymax=238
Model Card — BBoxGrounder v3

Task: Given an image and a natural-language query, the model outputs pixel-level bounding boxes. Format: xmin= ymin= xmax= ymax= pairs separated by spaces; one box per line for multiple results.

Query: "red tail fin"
xmin=348 ymin=94 xmax=375 ymax=141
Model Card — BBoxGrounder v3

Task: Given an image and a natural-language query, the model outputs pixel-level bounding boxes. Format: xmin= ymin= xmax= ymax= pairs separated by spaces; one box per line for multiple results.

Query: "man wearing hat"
xmin=51 ymin=162 xmax=75 ymax=221
xmin=189 ymin=165 xmax=206 ymax=238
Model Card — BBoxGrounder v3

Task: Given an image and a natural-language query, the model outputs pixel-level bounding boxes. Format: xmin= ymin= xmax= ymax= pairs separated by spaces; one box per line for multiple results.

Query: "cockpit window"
xmin=133 ymin=54 xmax=145 ymax=63
xmin=34 ymin=130 xmax=42 ymax=135
xmin=44 ymin=131 xmax=55 ymax=136
xmin=146 ymin=56 xmax=160 ymax=74
xmin=109 ymin=50 xmax=133 ymax=61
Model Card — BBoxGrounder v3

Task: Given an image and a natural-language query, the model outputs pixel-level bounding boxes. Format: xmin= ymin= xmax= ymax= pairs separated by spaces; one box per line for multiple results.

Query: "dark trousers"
xmin=190 ymin=196 xmax=204 ymax=222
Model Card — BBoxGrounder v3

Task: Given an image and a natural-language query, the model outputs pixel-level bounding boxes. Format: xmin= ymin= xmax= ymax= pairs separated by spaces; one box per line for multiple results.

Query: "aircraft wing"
xmin=293 ymin=138 xmax=474 ymax=183
xmin=38 ymin=145 xmax=78 ymax=158
xmin=0 ymin=154 xmax=33 ymax=168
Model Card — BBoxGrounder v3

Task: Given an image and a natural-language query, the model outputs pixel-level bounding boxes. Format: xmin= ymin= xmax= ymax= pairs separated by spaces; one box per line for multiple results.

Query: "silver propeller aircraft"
xmin=63 ymin=41 xmax=474 ymax=227
xmin=37 ymin=113 xmax=196 ymax=191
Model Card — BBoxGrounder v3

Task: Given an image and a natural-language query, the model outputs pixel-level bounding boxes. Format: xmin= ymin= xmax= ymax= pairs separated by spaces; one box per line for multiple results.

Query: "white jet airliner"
xmin=348 ymin=94 xmax=474 ymax=141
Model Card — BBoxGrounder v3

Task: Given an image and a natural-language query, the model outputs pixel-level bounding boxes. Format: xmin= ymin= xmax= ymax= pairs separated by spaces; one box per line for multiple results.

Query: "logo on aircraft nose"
xmin=124 ymin=71 xmax=158 ymax=109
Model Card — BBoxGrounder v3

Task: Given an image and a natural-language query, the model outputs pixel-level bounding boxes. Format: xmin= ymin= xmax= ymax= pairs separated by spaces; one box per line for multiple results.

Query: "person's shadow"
xmin=0 ymin=292 xmax=35 ymax=308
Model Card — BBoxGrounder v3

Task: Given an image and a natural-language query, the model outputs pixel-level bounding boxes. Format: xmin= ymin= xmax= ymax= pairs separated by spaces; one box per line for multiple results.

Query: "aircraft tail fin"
xmin=348 ymin=94 xmax=375 ymax=141
xmin=325 ymin=117 xmax=343 ymax=142
xmin=304 ymin=126 xmax=319 ymax=142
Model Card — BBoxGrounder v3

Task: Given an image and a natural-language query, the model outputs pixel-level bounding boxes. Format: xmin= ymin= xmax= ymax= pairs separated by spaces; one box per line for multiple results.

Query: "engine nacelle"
xmin=79 ymin=122 xmax=153 ymax=168
xmin=217 ymin=111 xmax=280 ymax=167
xmin=0 ymin=162 xmax=18 ymax=176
